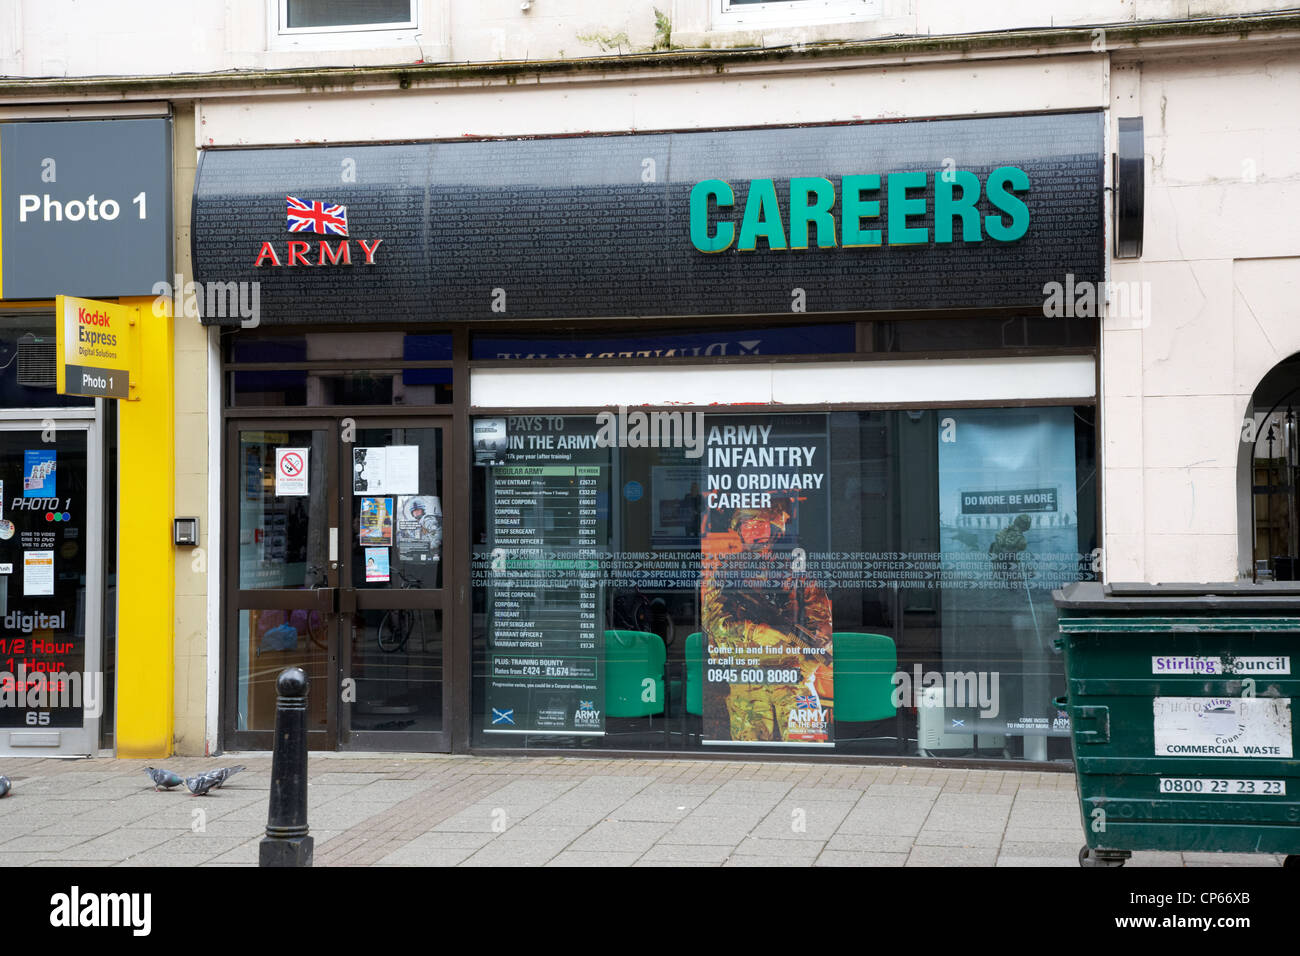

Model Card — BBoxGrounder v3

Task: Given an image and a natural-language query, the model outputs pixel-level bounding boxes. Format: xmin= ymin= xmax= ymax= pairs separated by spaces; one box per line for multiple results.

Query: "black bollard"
xmin=259 ymin=667 xmax=313 ymax=867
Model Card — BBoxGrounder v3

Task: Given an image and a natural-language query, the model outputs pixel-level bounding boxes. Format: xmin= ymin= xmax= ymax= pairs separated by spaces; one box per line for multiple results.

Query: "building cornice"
xmin=0 ymin=11 xmax=1298 ymax=103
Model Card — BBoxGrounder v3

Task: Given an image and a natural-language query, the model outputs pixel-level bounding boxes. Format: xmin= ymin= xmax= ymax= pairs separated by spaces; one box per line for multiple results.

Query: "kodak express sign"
xmin=55 ymin=295 xmax=142 ymax=400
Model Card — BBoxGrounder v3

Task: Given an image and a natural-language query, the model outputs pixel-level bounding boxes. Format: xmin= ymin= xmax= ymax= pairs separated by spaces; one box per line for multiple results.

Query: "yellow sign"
xmin=55 ymin=295 xmax=142 ymax=400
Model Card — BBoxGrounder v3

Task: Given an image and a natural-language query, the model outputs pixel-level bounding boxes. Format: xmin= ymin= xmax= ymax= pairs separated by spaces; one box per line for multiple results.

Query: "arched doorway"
xmin=1244 ymin=354 xmax=1300 ymax=580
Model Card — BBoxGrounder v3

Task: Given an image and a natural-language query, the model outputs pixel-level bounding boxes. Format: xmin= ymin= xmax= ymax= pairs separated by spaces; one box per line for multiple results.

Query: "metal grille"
xmin=16 ymin=334 xmax=56 ymax=388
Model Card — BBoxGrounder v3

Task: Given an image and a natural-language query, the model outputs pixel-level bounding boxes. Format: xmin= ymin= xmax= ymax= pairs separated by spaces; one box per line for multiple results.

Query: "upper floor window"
xmin=278 ymin=0 xmax=417 ymax=35
xmin=714 ymin=0 xmax=882 ymax=29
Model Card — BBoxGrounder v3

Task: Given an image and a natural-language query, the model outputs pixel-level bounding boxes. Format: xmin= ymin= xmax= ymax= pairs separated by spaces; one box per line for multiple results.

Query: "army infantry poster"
xmin=700 ymin=415 xmax=832 ymax=746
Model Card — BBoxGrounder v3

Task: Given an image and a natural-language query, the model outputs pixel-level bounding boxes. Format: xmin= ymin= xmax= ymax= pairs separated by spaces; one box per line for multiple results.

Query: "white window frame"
xmin=714 ymin=0 xmax=883 ymax=29
xmin=273 ymin=0 xmax=416 ymax=47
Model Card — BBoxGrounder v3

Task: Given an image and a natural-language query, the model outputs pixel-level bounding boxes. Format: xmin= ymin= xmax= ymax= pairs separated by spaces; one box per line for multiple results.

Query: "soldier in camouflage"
xmin=700 ymin=498 xmax=833 ymax=743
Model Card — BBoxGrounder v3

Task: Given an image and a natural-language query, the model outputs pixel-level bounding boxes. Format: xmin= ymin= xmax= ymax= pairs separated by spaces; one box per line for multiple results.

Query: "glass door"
xmin=0 ymin=415 xmax=101 ymax=756
xmin=225 ymin=422 xmax=338 ymax=750
xmin=339 ymin=420 xmax=449 ymax=751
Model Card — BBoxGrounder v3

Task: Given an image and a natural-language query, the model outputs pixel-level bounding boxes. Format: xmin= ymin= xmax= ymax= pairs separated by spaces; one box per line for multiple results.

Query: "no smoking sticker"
xmin=275 ymin=447 xmax=309 ymax=496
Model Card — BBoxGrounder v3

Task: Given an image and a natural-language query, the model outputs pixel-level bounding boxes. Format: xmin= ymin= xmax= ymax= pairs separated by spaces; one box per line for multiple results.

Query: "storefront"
xmin=195 ymin=109 xmax=1104 ymax=763
xmin=0 ymin=115 xmax=173 ymax=757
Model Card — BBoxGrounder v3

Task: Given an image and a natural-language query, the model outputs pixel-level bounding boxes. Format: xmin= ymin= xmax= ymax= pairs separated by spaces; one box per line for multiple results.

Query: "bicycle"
xmin=377 ymin=569 xmax=427 ymax=653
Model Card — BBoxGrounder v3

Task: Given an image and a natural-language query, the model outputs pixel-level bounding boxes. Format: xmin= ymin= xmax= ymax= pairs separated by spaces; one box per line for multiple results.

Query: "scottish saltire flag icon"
xmin=491 ymin=708 xmax=515 ymax=725
xmin=286 ymin=195 xmax=349 ymax=236
xmin=795 ymin=695 xmax=818 ymax=710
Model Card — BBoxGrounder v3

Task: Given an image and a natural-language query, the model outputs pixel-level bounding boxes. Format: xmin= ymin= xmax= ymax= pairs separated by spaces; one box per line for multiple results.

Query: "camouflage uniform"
xmin=988 ymin=513 xmax=1033 ymax=585
xmin=700 ymin=503 xmax=832 ymax=742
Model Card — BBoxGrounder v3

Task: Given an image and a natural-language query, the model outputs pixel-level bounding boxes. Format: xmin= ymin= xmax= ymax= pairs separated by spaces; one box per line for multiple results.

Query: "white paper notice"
xmin=385 ymin=446 xmax=419 ymax=495
xmin=23 ymin=550 xmax=54 ymax=596
xmin=275 ymin=447 xmax=309 ymax=496
xmin=354 ymin=447 xmax=386 ymax=494
xmin=1153 ymin=697 xmax=1293 ymax=758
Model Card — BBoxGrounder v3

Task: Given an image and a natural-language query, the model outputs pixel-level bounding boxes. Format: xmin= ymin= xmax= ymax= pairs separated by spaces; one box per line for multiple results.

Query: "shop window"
xmin=870 ymin=317 xmax=1098 ymax=353
xmin=469 ymin=405 xmax=1097 ymax=760
xmin=0 ymin=314 xmax=93 ymax=409
xmin=226 ymin=331 xmax=453 ymax=407
xmin=230 ymin=368 xmax=452 ymax=407
xmin=230 ymin=337 xmax=307 ymax=364
xmin=470 ymin=318 xmax=1094 ymax=362
xmin=227 ymin=332 xmax=451 ymax=364
xmin=472 ymin=323 xmax=856 ymax=361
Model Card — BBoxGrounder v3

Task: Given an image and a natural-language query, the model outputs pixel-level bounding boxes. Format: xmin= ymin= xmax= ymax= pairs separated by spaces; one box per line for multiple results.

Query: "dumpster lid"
xmin=1054 ymin=581 xmax=1300 ymax=612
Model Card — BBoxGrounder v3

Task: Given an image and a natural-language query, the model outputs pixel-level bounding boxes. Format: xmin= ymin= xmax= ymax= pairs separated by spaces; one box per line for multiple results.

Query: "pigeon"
xmin=143 ymin=767 xmax=184 ymax=791
xmin=0 ymin=776 xmax=10 ymax=798
xmin=183 ymin=772 xmax=221 ymax=797
xmin=208 ymin=765 xmax=246 ymax=789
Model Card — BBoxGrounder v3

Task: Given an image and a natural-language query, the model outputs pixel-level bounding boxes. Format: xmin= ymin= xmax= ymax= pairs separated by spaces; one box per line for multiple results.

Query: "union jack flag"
xmin=795 ymin=695 xmax=818 ymax=710
xmin=286 ymin=196 xmax=348 ymax=236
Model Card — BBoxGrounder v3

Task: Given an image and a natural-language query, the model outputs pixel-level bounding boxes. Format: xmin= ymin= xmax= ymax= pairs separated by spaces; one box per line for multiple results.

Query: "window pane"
xmin=229 ymin=332 xmax=451 ymax=364
xmin=472 ymin=324 xmax=856 ymax=360
xmin=235 ymin=609 xmax=330 ymax=732
xmin=237 ymin=429 xmax=329 ymax=590
xmin=286 ymin=0 xmax=412 ymax=28
xmin=345 ymin=609 xmax=443 ymax=734
xmin=0 ymin=315 xmax=94 ymax=408
xmin=0 ymin=428 xmax=89 ymax=731
xmin=231 ymin=369 xmax=451 ymax=406
xmin=870 ymin=317 xmax=1097 ymax=352
xmin=470 ymin=407 xmax=1098 ymax=760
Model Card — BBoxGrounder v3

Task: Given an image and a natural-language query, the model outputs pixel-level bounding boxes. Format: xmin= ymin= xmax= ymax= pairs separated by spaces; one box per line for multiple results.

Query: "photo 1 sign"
xmin=0 ymin=118 xmax=171 ymax=299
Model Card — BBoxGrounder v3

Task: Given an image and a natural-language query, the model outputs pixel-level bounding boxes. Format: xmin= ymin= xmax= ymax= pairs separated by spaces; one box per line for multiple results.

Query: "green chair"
xmin=604 ymin=629 xmax=667 ymax=719
xmin=832 ymin=633 xmax=899 ymax=742
xmin=684 ymin=632 xmax=704 ymax=717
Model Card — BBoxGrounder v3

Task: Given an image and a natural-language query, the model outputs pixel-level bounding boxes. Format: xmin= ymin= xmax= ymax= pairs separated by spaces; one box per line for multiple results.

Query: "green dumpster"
xmin=1053 ymin=582 xmax=1300 ymax=868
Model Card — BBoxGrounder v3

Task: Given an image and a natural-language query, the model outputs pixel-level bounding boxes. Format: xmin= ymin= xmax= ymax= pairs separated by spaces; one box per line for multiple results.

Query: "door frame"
xmin=0 ymin=408 xmax=103 ymax=757
xmin=338 ymin=415 xmax=452 ymax=752
xmin=222 ymin=417 xmax=340 ymax=751
xmin=221 ymin=409 xmax=456 ymax=752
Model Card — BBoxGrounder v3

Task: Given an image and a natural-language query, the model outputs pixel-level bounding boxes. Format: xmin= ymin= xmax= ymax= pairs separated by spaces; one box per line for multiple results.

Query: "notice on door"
xmin=396 ymin=495 xmax=442 ymax=562
xmin=23 ymin=450 xmax=56 ymax=497
xmin=353 ymin=446 xmax=418 ymax=495
xmin=23 ymin=550 xmax=54 ymax=596
xmin=1153 ymin=697 xmax=1293 ymax=758
xmin=275 ymin=447 xmax=309 ymax=496
xmin=359 ymin=497 xmax=394 ymax=546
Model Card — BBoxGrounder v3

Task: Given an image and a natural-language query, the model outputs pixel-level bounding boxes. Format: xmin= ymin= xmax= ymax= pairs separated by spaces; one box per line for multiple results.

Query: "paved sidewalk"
xmin=0 ymin=754 xmax=1285 ymax=867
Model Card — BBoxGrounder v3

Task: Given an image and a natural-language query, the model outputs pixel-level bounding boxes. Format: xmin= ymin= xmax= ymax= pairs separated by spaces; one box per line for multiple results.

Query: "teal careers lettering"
xmin=689 ymin=168 xmax=1029 ymax=253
